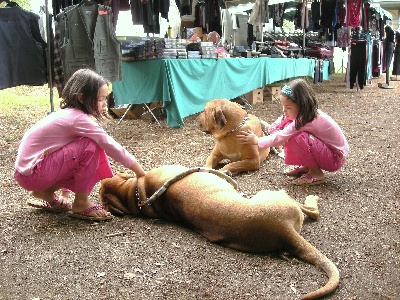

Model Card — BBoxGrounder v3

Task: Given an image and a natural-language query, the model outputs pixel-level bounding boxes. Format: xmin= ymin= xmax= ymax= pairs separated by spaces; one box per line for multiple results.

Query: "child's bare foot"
xmin=29 ymin=190 xmax=72 ymax=212
xmin=59 ymin=189 xmax=71 ymax=206
xmin=292 ymin=169 xmax=325 ymax=186
xmin=70 ymin=194 xmax=113 ymax=221
xmin=284 ymin=165 xmax=309 ymax=177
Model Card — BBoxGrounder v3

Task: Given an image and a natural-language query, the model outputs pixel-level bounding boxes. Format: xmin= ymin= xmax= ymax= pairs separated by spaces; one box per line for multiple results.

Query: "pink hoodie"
xmin=15 ymin=108 xmax=137 ymax=175
xmin=259 ymin=109 xmax=349 ymax=157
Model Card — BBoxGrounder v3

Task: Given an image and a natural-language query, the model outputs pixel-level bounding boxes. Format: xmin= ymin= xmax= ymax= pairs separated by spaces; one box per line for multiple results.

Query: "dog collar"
xmin=138 ymin=167 xmax=238 ymax=207
xmin=134 ymin=185 xmax=142 ymax=210
xmin=226 ymin=116 xmax=249 ymax=137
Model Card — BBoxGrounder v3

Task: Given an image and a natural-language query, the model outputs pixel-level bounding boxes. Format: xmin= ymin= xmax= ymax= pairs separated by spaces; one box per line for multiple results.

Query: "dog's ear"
xmin=116 ymin=172 xmax=136 ymax=180
xmin=213 ymin=106 xmax=227 ymax=129
xmin=101 ymin=193 xmax=129 ymax=216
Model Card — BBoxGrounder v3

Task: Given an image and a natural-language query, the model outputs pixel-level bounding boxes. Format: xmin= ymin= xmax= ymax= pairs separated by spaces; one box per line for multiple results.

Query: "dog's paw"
xmin=221 ymin=170 xmax=233 ymax=177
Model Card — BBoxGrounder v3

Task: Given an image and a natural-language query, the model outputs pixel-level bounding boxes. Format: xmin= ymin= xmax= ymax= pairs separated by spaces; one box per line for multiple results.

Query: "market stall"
xmin=112 ymin=57 xmax=326 ymax=127
xmin=0 ymin=0 xmax=393 ymax=117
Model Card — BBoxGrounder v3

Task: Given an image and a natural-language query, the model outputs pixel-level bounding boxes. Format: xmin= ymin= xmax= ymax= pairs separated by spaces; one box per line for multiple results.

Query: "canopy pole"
xmin=45 ymin=0 xmax=54 ymax=113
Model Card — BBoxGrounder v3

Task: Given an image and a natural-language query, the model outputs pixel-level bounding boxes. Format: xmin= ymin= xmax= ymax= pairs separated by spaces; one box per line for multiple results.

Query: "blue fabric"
xmin=112 ymin=60 xmax=170 ymax=105
xmin=112 ymin=58 xmax=320 ymax=128
xmin=323 ymin=60 xmax=330 ymax=81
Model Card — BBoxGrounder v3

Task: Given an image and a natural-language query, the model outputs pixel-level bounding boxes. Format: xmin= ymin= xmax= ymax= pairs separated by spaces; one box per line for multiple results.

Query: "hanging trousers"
xmin=384 ymin=43 xmax=395 ymax=84
xmin=349 ymin=41 xmax=367 ymax=89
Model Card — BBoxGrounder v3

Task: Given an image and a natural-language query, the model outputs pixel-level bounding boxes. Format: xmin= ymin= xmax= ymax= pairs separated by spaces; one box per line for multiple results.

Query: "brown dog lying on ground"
xmin=198 ymin=99 xmax=270 ymax=175
xmin=100 ymin=165 xmax=339 ymax=299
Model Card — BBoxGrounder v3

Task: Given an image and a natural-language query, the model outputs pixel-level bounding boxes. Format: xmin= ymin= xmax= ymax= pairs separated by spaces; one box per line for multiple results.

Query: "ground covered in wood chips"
xmin=0 ymin=74 xmax=399 ymax=300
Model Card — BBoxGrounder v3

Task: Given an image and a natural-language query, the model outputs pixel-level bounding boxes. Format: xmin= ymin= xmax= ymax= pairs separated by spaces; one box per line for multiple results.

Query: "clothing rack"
xmin=1 ymin=0 xmax=54 ymax=111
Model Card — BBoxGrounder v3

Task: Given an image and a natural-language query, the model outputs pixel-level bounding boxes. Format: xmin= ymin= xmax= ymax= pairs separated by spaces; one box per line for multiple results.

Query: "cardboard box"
xmin=263 ymin=86 xmax=281 ymax=101
xmin=181 ymin=20 xmax=194 ymax=29
xmin=244 ymin=88 xmax=263 ymax=104
xmin=195 ymin=27 xmax=203 ymax=38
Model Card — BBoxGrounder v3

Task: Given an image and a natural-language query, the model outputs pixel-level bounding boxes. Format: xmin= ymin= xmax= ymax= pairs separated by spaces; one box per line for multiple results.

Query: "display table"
xmin=112 ymin=57 xmax=326 ymax=128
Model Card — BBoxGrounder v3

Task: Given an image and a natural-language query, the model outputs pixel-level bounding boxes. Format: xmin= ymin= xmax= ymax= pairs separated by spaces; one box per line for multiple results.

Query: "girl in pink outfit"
xmin=14 ymin=69 xmax=146 ymax=220
xmin=237 ymin=78 xmax=349 ymax=186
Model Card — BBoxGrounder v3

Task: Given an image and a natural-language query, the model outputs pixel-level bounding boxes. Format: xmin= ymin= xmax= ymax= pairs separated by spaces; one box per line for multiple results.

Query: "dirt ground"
xmin=0 ymin=74 xmax=399 ymax=300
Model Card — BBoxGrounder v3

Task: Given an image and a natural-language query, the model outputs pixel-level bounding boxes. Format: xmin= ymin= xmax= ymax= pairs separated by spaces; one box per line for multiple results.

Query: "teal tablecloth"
xmin=112 ymin=58 xmax=321 ymax=128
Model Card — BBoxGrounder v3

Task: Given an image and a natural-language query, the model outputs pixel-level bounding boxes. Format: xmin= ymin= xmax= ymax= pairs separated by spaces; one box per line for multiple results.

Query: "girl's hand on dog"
xmin=237 ymin=129 xmax=259 ymax=145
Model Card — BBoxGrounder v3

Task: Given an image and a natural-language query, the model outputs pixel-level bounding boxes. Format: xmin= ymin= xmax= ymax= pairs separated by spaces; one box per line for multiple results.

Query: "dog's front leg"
xmin=219 ymin=158 xmax=260 ymax=174
xmin=205 ymin=146 xmax=225 ymax=169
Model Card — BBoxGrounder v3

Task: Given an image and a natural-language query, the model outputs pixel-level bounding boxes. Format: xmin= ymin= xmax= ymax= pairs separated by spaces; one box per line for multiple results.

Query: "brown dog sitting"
xmin=198 ymin=99 xmax=270 ymax=175
xmin=100 ymin=165 xmax=339 ymax=300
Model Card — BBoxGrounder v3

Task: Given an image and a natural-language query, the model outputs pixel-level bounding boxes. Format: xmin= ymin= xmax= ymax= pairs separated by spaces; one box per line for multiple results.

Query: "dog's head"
xmin=100 ymin=172 xmax=140 ymax=216
xmin=198 ymin=99 xmax=247 ymax=138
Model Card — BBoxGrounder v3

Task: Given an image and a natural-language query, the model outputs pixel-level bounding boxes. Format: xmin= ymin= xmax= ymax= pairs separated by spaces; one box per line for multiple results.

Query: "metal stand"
xmin=390 ymin=75 xmax=400 ymax=81
xmin=378 ymin=82 xmax=394 ymax=89
xmin=337 ymin=50 xmax=347 ymax=74
xmin=238 ymin=96 xmax=252 ymax=109
xmin=263 ymin=85 xmax=280 ymax=105
xmin=141 ymin=103 xmax=163 ymax=127
xmin=45 ymin=0 xmax=54 ymax=112
xmin=117 ymin=103 xmax=163 ymax=127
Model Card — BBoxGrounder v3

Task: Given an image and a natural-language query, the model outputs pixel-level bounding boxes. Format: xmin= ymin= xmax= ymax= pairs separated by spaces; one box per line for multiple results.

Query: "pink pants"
xmin=284 ymin=132 xmax=345 ymax=172
xmin=14 ymin=137 xmax=113 ymax=194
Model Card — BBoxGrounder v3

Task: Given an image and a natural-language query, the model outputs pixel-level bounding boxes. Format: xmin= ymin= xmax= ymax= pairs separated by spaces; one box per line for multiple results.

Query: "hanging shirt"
xmin=56 ymin=4 xmax=122 ymax=83
xmin=347 ymin=0 xmax=362 ymax=27
xmin=0 ymin=6 xmax=47 ymax=89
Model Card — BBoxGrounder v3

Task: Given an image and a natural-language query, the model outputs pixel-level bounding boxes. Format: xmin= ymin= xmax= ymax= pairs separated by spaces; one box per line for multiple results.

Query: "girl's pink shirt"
xmin=15 ymin=108 xmax=137 ymax=175
xmin=259 ymin=109 xmax=349 ymax=157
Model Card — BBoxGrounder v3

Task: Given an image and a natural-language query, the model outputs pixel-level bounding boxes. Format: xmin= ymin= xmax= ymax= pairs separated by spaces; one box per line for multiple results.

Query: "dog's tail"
xmin=298 ymin=195 xmax=320 ymax=220
xmin=288 ymin=233 xmax=340 ymax=300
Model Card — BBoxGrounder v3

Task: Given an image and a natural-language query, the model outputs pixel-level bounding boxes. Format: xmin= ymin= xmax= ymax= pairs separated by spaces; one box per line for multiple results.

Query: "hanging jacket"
xmin=57 ymin=3 xmax=122 ymax=83
xmin=0 ymin=6 xmax=47 ymax=90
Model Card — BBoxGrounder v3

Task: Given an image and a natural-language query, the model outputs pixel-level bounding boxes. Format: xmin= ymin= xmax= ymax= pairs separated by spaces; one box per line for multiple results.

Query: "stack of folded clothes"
xmin=120 ymin=37 xmax=160 ymax=61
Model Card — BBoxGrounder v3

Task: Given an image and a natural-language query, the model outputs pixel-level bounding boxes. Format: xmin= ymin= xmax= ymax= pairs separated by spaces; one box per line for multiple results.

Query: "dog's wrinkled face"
xmin=100 ymin=172 xmax=138 ymax=216
xmin=198 ymin=99 xmax=241 ymax=135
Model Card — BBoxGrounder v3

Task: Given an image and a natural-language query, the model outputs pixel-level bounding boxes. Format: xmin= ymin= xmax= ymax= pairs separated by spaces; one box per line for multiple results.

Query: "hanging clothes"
xmin=320 ymin=0 xmax=337 ymax=29
xmin=372 ymin=39 xmax=382 ymax=77
xmin=272 ymin=3 xmax=285 ymax=28
xmin=293 ymin=0 xmax=308 ymax=30
xmin=365 ymin=32 xmax=372 ymax=82
xmin=204 ymin=0 xmax=221 ymax=35
xmin=52 ymin=0 xmax=107 ymax=18
xmin=337 ymin=26 xmax=350 ymax=48
xmin=392 ymin=30 xmax=400 ymax=76
xmin=310 ymin=0 xmax=321 ymax=31
xmin=248 ymin=0 xmax=266 ymax=27
xmin=349 ymin=39 xmax=367 ymax=89
xmin=337 ymin=0 xmax=346 ymax=26
xmin=383 ymin=25 xmax=395 ymax=85
xmin=55 ymin=2 xmax=122 ymax=84
xmin=347 ymin=0 xmax=362 ymax=27
xmin=0 ymin=5 xmax=47 ymax=90
xmin=180 ymin=0 xmax=192 ymax=16
xmin=111 ymin=0 xmax=130 ymax=28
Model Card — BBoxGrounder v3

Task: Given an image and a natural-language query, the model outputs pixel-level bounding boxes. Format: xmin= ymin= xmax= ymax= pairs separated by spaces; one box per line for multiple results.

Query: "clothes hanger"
xmin=4 ymin=0 xmax=20 ymax=7
xmin=78 ymin=0 xmax=97 ymax=7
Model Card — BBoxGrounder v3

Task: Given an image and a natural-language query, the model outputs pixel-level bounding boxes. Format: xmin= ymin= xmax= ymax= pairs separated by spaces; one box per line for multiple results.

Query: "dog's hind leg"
xmin=298 ymin=195 xmax=320 ymax=220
